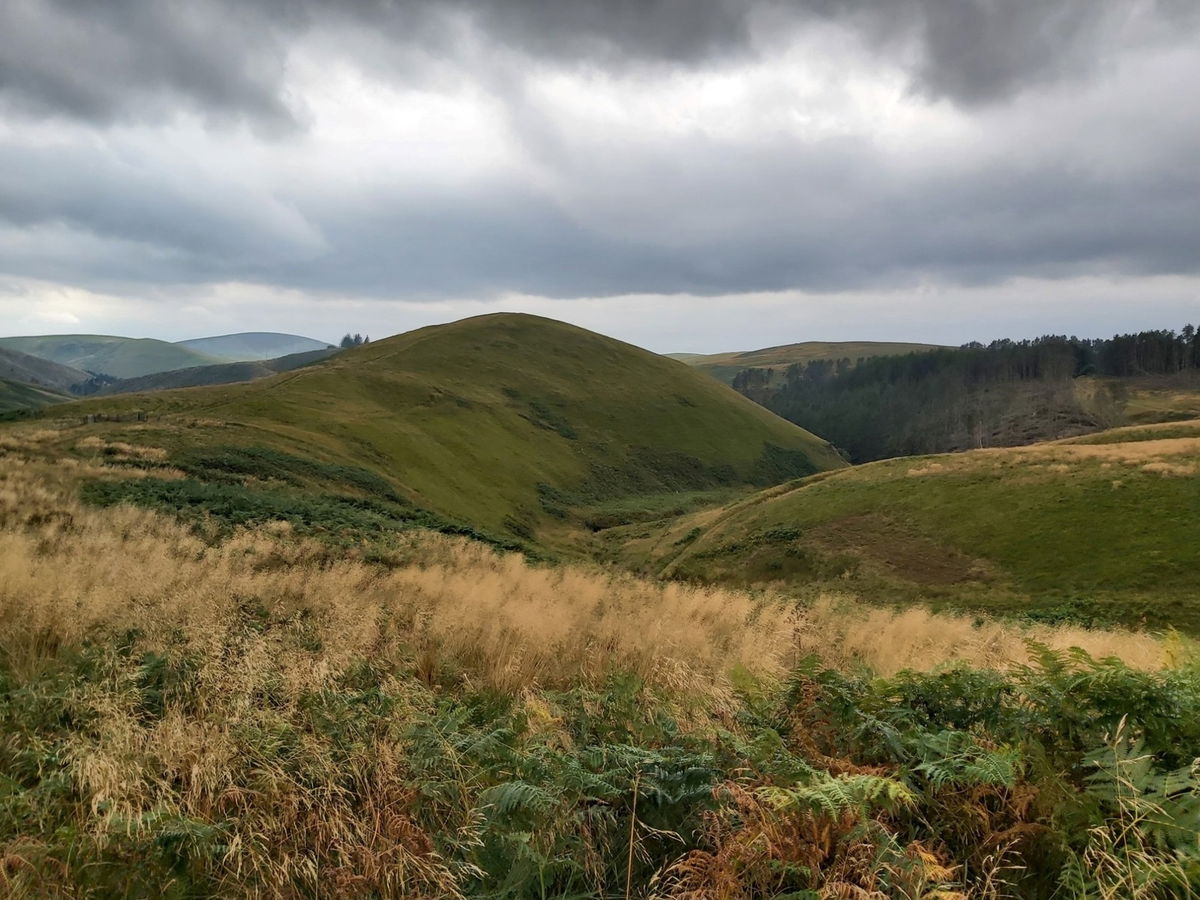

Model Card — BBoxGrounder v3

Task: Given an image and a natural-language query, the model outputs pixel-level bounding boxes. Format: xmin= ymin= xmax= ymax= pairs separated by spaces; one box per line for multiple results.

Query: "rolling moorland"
xmin=45 ymin=314 xmax=845 ymax=547
xmin=0 ymin=333 xmax=339 ymax=416
xmin=670 ymin=341 xmax=944 ymax=386
xmin=0 ymin=332 xmax=331 ymax=383
xmin=0 ymin=335 xmax=224 ymax=380
xmin=1 ymin=312 xmax=1198 ymax=897
xmin=0 ymin=348 xmax=90 ymax=415
xmin=0 ymin=347 xmax=90 ymax=395
xmin=0 ymin=377 xmax=70 ymax=416
xmin=609 ymin=419 xmax=1200 ymax=631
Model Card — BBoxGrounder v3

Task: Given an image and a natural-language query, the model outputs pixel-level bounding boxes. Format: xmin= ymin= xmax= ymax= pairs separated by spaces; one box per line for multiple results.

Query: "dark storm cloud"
xmin=0 ymin=0 xmax=303 ymax=128
xmin=2 ymin=0 xmax=1196 ymax=127
xmin=803 ymin=0 xmax=1200 ymax=105
xmin=425 ymin=0 xmax=1200 ymax=106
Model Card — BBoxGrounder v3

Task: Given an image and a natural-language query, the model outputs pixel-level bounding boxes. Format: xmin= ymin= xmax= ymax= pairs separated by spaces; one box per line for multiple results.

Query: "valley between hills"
xmin=2 ymin=312 xmax=1199 ymax=897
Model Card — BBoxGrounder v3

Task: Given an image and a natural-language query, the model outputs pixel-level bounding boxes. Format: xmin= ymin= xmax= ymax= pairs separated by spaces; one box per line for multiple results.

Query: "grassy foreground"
xmin=1 ymin=430 xmax=1198 ymax=897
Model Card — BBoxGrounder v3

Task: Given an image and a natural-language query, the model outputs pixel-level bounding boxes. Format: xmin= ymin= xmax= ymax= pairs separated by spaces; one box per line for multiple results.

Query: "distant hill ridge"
xmin=673 ymin=340 xmax=945 ymax=384
xmin=0 ymin=335 xmax=221 ymax=379
xmin=0 ymin=331 xmax=330 ymax=379
xmin=175 ymin=332 xmax=331 ymax=362
xmin=0 ymin=378 xmax=71 ymax=416
xmin=99 ymin=348 xmax=338 ymax=395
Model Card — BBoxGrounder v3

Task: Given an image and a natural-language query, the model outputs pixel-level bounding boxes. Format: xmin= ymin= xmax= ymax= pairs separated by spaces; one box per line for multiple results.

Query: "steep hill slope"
xmin=613 ymin=419 xmax=1200 ymax=630
xmin=176 ymin=332 xmax=331 ymax=361
xmin=42 ymin=314 xmax=846 ymax=544
xmin=99 ymin=348 xmax=339 ymax=395
xmin=0 ymin=346 xmax=90 ymax=393
xmin=676 ymin=340 xmax=944 ymax=384
xmin=0 ymin=378 xmax=71 ymax=415
xmin=0 ymin=335 xmax=219 ymax=378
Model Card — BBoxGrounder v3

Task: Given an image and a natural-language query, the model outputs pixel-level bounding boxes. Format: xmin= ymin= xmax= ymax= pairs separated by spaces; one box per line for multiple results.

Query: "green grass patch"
xmin=48 ymin=313 xmax=847 ymax=544
xmin=646 ymin=446 xmax=1200 ymax=631
xmin=79 ymin=477 xmax=525 ymax=552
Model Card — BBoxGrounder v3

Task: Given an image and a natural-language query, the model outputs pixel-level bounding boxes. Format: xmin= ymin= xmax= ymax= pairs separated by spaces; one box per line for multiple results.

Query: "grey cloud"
xmin=828 ymin=0 xmax=1200 ymax=106
xmin=3 ymin=124 xmax=1197 ymax=301
xmin=1 ymin=0 xmax=1197 ymax=310
xmin=424 ymin=0 xmax=1200 ymax=106
xmin=0 ymin=0 xmax=303 ymax=128
xmin=3 ymin=0 xmax=1198 ymax=128
xmin=0 ymin=143 xmax=325 ymax=266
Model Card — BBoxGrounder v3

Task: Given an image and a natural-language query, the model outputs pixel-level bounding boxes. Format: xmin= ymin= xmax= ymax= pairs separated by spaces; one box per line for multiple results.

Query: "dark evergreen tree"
xmin=734 ymin=324 xmax=1199 ymax=462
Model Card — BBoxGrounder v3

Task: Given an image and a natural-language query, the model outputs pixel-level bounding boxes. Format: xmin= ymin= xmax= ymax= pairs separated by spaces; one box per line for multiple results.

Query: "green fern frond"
xmin=479 ymin=780 xmax=557 ymax=817
xmin=760 ymin=772 xmax=915 ymax=819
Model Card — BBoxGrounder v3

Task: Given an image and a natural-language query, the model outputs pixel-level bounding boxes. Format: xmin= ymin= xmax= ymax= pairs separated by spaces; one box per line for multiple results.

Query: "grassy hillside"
xmin=0 ymin=335 xmax=219 ymax=378
xmin=613 ymin=419 xmax=1200 ymax=631
xmin=1114 ymin=373 xmax=1200 ymax=424
xmin=27 ymin=314 xmax=845 ymax=545
xmin=0 ymin=377 xmax=70 ymax=415
xmin=2 ymin=429 xmax=1197 ymax=898
xmin=176 ymin=331 xmax=332 ymax=361
xmin=100 ymin=348 xmax=338 ymax=395
xmin=0 ymin=346 xmax=89 ymax=393
xmin=675 ymin=340 xmax=944 ymax=384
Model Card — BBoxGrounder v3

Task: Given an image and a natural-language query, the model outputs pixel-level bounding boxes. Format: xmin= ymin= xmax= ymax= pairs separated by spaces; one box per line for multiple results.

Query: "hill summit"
xmin=62 ymin=313 xmax=846 ymax=543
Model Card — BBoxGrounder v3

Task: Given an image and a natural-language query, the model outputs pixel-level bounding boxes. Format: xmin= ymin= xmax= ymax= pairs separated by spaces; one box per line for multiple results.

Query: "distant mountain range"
xmin=0 ymin=331 xmax=336 ymax=415
xmin=175 ymin=332 xmax=333 ymax=362
xmin=0 ymin=332 xmax=332 ymax=379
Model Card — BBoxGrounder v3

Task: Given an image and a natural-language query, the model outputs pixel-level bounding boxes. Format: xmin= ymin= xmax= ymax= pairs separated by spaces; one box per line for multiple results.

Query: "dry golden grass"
xmin=1140 ymin=461 xmax=1197 ymax=477
xmin=0 ymin=454 xmax=795 ymax=703
xmin=795 ymin=595 xmax=1171 ymax=675
xmin=0 ymin=449 xmax=1176 ymax=698
xmin=897 ymin=429 xmax=1200 ymax=481
xmin=74 ymin=435 xmax=170 ymax=462
xmin=1 ymin=431 xmax=1194 ymax=897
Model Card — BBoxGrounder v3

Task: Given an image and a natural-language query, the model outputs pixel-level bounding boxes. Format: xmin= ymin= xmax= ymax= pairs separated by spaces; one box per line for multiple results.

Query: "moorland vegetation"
xmin=1 ymin=417 xmax=1198 ymax=898
xmin=1 ymin=314 xmax=1198 ymax=897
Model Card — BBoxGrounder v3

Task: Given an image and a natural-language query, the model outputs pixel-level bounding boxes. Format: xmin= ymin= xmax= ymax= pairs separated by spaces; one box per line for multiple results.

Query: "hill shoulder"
xmin=609 ymin=421 xmax=1200 ymax=631
xmin=18 ymin=313 xmax=846 ymax=548
xmin=0 ymin=346 xmax=90 ymax=393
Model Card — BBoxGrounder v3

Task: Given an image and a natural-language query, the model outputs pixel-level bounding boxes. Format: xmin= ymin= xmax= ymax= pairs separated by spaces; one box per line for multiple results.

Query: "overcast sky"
xmin=1 ymin=0 xmax=1197 ymax=352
